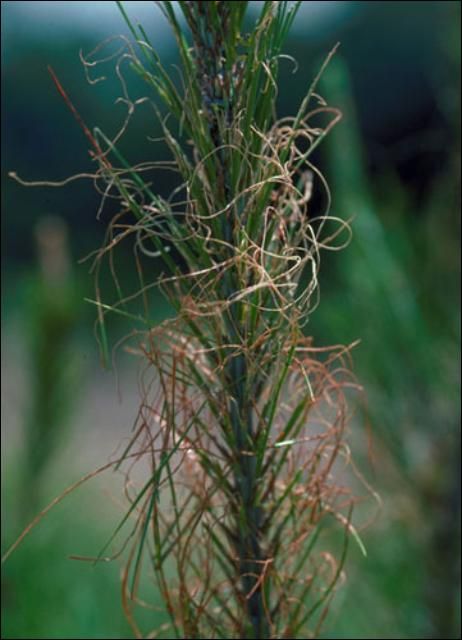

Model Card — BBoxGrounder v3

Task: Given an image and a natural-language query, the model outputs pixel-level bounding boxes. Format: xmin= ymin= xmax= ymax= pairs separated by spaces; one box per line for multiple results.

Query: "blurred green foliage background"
xmin=2 ymin=1 xmax=460 ymax=638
